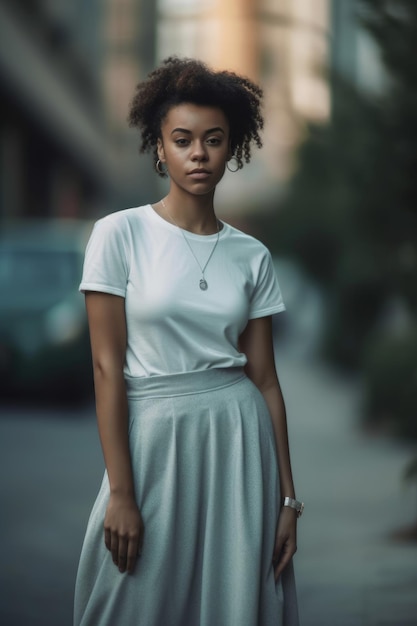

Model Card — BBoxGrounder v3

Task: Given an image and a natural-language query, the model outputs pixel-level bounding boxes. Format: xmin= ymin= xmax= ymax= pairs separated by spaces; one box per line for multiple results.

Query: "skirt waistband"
xmin=125 ymin=367 xmax=246 ymax=399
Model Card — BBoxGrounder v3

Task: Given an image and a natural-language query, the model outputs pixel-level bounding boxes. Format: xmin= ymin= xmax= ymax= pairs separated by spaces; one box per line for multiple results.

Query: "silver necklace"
xmin=161 ymin=198 xmax=220 ymax=291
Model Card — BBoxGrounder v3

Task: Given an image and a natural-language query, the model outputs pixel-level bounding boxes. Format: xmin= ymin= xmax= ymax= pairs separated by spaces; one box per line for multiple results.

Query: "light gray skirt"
xmin=74 ymin=368 xmax=299 ymax=626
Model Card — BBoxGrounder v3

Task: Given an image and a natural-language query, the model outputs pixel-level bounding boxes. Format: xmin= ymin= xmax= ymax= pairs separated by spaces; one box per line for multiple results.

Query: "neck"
xmin=161 ymin=192 xmax=218 ymax=235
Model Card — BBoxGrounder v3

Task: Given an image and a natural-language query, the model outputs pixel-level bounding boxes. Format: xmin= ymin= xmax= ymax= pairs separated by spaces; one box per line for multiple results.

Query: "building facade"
xmin=3 ymin=1 xmax=382 ymax=219
xmin=0 ymin=0 xmax=117 ymax=219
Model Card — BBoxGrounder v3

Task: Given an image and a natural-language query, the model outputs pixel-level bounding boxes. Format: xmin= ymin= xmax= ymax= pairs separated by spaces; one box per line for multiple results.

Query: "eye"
xmin=206 ymin=137 xmax=222 ymax=146
xmin=174 ymin=138 xmax=189 ymax=146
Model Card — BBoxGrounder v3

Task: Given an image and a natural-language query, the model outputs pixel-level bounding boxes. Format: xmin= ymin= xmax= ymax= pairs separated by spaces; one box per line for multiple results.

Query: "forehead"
xmin=161 ymin=103 xmax=229 ymax=133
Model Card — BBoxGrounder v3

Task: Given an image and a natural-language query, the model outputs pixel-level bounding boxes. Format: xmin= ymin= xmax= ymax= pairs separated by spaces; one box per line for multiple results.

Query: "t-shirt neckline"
xmin=145 ymin=204 xmax=228 ymax=242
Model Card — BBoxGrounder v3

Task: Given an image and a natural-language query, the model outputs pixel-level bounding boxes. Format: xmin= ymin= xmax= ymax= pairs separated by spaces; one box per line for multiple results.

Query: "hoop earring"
xmin=226 ymin=157 xmax=240 ymax=173
xmin=155 ymin=159 xmax=168 ymax=175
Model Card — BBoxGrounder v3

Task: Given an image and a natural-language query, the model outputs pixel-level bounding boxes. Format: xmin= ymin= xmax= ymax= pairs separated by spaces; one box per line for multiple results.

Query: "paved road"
xmin=276 ymin=351 xmax=417 ymax=626
xmin=1 ymin=351 xmax=416 ymax=625
xmin=0 ymin=404 xmax=103 ymax=626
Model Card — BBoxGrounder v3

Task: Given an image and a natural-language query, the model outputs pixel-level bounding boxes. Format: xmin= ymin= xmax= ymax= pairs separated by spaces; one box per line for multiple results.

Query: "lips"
xmin=188 ymin=168 xmax=210 ymax=175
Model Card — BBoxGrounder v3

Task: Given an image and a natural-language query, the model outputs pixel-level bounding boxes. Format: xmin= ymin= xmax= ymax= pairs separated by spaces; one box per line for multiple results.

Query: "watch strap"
xmin=283 ymin=497 xmax=304 ymax=517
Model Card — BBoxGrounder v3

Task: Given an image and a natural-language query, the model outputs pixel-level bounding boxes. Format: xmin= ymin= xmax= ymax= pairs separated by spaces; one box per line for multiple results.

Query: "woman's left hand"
xmin=272 ymin=506 xmax=297 ymax=582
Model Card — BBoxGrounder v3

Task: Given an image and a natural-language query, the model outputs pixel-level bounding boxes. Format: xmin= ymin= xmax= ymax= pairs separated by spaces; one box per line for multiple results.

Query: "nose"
xmin=191 ymin=140 xmax=208 ymax=162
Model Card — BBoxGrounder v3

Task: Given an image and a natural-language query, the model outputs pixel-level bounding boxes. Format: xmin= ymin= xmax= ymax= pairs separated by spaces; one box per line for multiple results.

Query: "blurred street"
xmin=0 ymin=403 xmax=103 ymax=626
xmin=1 ymin=347 xmax=416 ymax=626
xmin=277 ymin=350 xmax=417 ymax=626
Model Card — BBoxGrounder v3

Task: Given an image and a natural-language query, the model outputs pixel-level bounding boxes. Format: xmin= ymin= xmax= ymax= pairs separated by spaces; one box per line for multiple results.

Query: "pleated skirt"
xmin=74 ymin=368 xmax=299 ymax=626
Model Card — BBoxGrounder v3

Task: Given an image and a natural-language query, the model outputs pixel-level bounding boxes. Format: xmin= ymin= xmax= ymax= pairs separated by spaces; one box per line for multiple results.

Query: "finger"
xmin=274 ymin=556 xmax=290 ymax=581
xmin=104 ymin=528 xmax=111 ymax=551
xmin=118 ymin=536 xmax=128 ymax=573
xmin=272 ymin=537 xmax=284 ymax=564
xmin=110 ymin=532 xmax=119 ymax=566
xmin=274 ymin=544 xmax=297 ymax=582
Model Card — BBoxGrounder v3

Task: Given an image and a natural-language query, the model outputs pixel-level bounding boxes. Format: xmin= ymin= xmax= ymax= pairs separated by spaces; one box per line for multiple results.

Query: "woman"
xmin=74 ymin=57 xmax=302 ymax=626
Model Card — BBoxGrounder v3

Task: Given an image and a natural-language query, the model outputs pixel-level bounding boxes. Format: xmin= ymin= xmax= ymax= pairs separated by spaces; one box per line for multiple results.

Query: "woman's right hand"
xmin=104 ymin=493 xmax=144 ymax=574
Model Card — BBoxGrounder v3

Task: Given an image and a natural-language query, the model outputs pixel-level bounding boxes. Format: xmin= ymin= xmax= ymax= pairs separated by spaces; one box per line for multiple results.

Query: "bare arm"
xmin=239 ymin=315 xmax=298 ymax=580
xmin=86 ymin=291 xmax=144 ymax=574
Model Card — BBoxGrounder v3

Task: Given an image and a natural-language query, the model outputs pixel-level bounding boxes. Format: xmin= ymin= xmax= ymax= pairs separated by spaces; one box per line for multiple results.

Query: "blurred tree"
xmin=261 ymin=0 xmax=417 ymax=437
xmin=360 ymin=0 xmax=417 ymax=216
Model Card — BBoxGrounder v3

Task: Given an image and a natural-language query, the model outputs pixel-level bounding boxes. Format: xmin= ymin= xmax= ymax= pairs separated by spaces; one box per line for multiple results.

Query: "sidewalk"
xmin=276 ymin=349 xmax=417 ymax=626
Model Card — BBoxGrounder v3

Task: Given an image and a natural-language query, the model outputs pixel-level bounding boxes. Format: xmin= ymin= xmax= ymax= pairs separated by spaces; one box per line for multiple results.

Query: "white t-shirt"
xmin=79 ymin=204 xmax=285 ymax=378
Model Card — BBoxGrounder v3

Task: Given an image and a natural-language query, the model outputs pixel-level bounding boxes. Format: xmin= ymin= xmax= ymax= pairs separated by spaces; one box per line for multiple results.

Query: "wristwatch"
xmin=283 ymin=497 xmax=304 ymax=518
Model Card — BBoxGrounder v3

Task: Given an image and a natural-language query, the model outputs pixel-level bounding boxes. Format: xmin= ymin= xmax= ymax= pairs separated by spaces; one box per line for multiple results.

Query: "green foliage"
xmin=359 ymin=0 xmax=417 ymax=216
xmin=403 ymin=457 xmax=417 ymax=484
xmin=359 ymin=0 xmax=417 ymax=90
xmin=361 ymin=326 xmax=417 ymax=439
xmin=261 ymin=0 xmax=417 ymax=436
xmin=266 ymin=73 xmax=417 ymax=368
xmin=270 ymin=77 xmax=392 ymax=289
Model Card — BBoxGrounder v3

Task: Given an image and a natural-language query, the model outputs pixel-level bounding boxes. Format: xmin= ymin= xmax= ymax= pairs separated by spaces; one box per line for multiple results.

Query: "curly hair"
xmin=128 ymin=57 xmax=264 ymax=176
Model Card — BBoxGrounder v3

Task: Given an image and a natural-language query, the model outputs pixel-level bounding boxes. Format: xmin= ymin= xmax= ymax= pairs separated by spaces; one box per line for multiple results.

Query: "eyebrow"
xmin=171 ymin=127 xmax=225 ymax=135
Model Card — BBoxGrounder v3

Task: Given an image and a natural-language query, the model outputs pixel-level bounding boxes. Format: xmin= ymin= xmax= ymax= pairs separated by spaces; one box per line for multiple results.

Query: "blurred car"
xmin=0 ymin=219 xmax=94 ymax=402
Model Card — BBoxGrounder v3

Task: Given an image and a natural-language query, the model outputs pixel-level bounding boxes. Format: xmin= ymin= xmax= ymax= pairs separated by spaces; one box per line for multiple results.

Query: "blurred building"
xmin=101 ymin=0 xmax=158 ymax=209
xmin=1 ymin=1 xmax=345 ymax=219
xmin=0 ymin=0 xmax=115 ymax=219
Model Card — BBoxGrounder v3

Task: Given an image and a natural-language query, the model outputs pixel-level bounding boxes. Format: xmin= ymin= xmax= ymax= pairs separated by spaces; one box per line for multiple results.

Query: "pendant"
xmin=199 ymin=278 xmax=208 ymax=291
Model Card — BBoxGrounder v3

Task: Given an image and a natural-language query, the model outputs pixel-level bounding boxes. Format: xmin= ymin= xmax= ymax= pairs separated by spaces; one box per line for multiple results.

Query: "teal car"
xmin=0 ymin=219 xmax=94 ymax=402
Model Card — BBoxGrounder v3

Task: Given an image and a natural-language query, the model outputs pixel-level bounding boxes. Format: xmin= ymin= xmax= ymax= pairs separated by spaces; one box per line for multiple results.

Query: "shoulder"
xmin=222 ymin=221 xmax=272 ymax=260
xmin=94 ymin=205 xmax=150 ymax=232
xmin=89 ymin=205 xmax=153 ymax=249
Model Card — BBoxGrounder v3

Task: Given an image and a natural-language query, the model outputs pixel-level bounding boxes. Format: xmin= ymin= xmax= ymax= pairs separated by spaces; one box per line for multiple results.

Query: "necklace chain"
xmin=160 ymin=198 xmax=220 ymax=291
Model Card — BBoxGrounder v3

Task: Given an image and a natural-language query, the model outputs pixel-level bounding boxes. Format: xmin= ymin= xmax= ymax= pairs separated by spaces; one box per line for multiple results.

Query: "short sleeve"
xmin=248 ymin=250 xmax=285 ymax=319
xmin=79 ymin=216 xmax=129 ymax=297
